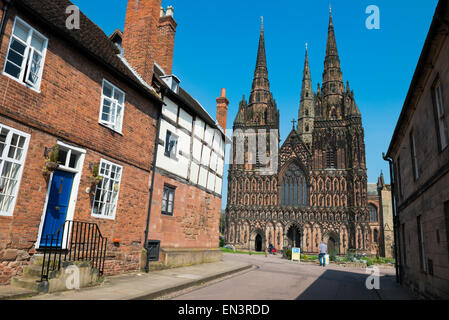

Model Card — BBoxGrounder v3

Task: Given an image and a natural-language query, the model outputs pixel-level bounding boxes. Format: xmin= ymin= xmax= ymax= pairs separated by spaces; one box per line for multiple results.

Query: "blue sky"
xmin=72 ymin=0 xmax=438 ymax=209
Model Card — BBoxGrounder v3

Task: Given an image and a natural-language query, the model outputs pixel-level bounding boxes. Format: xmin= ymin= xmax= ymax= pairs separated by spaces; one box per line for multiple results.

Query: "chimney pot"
xmin=216 ymin=88 xmax=229 ymax=134
xmin=160 ymin=6 xmax=165 ymax=17
xmin=166 ymin=6 xmax=174 ymax=17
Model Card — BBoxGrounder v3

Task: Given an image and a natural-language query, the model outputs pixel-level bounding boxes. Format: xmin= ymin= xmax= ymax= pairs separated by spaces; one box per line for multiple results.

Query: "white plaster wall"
xmin=192 ymin=138 xmax=202 ymax=162
xmin=207 ymin=172 xmax=216 ymax=191
xmin=201 ymin=145 xmax=211 ymax=167
xmin=177 ymin=129 xmax=191 ymax=158
xmin=213 ymin=130 xmax=220 ymax=152
xmin=162 ymin=98 xmax=178 ymax=123
xmin=189 ymin=162 xmax=199 ymax=184
xmin=198 ymin=167 xmax=208 ymax=188
xmin=215 ymin=177 xmax=223 ymax=194
xmin=179 ymin=108 xmax=193 ymax=132
xmin=204 ymin=125 xmax=214 ymax=146
xmin=217 ymin=157 xmax=224 ymax=176
xmin=210 ymin=152 xmax=218 ymax=172
xmin=157 ymin=119 xmax=189 ymax=179
xmin=194 ymin=118 xmax=205 ymax=140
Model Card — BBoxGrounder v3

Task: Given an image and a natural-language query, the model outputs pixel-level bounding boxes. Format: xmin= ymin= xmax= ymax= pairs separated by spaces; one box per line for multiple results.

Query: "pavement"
xmin=0 ymin=253 xmax=416 ymax=300
xmin=20 ymin=258 xmax=251 ymax=300
xmin=0 ymin=285 xmax=36 ymax=300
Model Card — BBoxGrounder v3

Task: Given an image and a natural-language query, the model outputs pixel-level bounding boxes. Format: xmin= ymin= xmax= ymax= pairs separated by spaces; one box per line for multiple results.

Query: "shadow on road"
xmin=295 ymin=268 xmax=402 ymax=300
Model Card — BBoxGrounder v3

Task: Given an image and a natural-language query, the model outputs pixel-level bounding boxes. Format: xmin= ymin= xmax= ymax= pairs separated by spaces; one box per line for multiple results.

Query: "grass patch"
xmin=221 ymin=248 xmax=266 ymax=255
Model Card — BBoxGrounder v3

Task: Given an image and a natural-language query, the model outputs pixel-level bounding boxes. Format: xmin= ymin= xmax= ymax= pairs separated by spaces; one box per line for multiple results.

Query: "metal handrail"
xmin=40 ymin=220 xmax=108 ymax=281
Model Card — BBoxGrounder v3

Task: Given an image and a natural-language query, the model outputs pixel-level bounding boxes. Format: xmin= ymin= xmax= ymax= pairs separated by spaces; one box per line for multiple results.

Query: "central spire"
xmin=322 ymin=7 xmax=344 ymax=98
xmin=249 ymin=17 xmax=271 ymax=108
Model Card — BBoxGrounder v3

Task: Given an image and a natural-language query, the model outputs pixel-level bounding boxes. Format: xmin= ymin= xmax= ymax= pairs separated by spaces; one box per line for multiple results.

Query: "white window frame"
xmin=98 ymin=79 xmax=125 ymax=134
xmin=434 ymin=80 xmax=448 ymax=150
xmin=0 ymin=123 xmax=30 ymax=216
xmin=164 ymin=130 xmax=178 ymax=160
xmin=91 ymin=158 xmax=123 ymax=220
xmin=2 ymin=16 xmax=48 ymax=92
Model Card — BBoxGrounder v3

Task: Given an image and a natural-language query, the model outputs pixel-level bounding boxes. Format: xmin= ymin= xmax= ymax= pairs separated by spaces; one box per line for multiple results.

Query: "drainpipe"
xmin=383 ymin=153 xmax=402 ymax=284
xmin=143 ymin=87 xmax=166 ymax=273
xmin=0 ymin=0 xmax=14 ymax=46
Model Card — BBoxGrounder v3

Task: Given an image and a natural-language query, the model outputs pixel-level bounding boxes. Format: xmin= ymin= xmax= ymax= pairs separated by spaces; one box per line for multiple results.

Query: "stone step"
xmin=10 ymin=277 xmax=48 ymax=293
xmin=22 ymin=265 xmax=60 ymax=280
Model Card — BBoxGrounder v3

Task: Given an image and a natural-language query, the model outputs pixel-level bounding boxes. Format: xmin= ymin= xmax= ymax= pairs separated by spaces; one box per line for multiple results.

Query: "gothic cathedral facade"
xmin=225 ymin=11 xmax=378 ymax=256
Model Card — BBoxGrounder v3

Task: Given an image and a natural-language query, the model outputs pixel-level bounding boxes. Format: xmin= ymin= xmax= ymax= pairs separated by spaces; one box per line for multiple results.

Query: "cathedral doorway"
xmin=324 ymin=232 xmax=340 ymax=255
xmin=287 ymin=225 xmax=301 ymax=248
xmin=328 ymin=237 xmax=337 ymax=255
xmin=255 ymin=234 xmax=263 ymax=252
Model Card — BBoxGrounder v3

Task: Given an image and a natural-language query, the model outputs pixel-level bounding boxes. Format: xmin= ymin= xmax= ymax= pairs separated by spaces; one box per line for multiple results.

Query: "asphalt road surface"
xmin=171 ymin=253 xmax=413 ymax=300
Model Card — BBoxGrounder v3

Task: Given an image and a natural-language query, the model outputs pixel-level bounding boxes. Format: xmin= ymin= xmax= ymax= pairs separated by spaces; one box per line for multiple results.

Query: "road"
xmin=171 ymin=253 xmax=415 ymax=300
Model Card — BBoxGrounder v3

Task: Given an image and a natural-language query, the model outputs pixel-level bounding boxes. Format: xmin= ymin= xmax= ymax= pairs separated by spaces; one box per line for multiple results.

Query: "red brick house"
xmin=0 ymin=0 xmax=227 ymax=287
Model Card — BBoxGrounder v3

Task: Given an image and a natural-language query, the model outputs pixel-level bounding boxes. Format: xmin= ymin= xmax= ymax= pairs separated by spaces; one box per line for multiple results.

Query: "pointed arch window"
xmin=281 ymin=163 xmax=308 ymax=206
xmin=369 ymin=204 xmax=378 ymax=222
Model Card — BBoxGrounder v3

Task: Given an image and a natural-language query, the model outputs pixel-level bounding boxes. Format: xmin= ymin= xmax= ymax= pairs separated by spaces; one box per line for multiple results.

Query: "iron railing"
xmin=40 ymin=220 xmax=108 ymax=281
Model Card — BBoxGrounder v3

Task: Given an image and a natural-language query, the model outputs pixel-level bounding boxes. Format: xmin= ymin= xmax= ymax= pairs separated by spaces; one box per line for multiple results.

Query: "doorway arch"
xmin=323 ymin=231 xmax=340 ymax=255
xmin=286 ymin=225 xmax=301 ymax=248
xmin=255 ymin=234 xmax=262 ymax=252
xmin=250 ymin=229 xmax=266 ymax=252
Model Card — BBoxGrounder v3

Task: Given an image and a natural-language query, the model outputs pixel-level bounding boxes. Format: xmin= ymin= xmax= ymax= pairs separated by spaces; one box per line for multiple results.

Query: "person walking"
xmin=318 ymin=241 xmax=327 ymax=267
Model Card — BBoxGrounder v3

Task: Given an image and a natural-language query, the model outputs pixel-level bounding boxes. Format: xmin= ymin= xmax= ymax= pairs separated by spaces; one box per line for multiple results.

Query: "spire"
xmin=248 ymin=17 xmax=271 ymax=108
xmin=322 ymin=7 xmax=344 ymax=97
xmin=300 ymin=44 xmax=313 ymax=108
xmin=255 ymin=16 xmax=267 ymax=71
xmin=298 ymin=44 xmax=315 ymax=145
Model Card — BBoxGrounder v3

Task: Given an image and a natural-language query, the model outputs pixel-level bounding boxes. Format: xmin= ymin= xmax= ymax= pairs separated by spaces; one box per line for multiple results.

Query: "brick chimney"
xmin=157 ymin=6 xmax=177 ymax=75
xmin=216 ymin=88 xmax=229 ymax=133
xmin=122 ymin=1 xmax=178 ymax=84
xmin=122 ymin=0 xmax=161 ymax=84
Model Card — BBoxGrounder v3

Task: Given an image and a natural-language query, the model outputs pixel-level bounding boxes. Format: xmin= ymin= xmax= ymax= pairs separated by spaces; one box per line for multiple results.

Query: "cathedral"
xmin=225 ymin=10 xmax=382 ymax=256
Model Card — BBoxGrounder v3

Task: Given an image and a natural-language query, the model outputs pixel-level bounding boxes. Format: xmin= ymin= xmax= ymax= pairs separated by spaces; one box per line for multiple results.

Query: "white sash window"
xmin=92 ymin=159 xmax=122 ymax=220
xmin=0 ymin=124 xmax=30 ymax=216
xmin=99 ymin=80 xmax=125 ymax=133
xmin=3 ymin=17 xmax=48 ymax=91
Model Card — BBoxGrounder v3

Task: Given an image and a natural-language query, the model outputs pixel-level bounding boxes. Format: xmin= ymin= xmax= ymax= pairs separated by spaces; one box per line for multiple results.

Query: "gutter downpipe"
xmin=383 ymin=153 xmax=402 ymax=284
xmin=144 ymin=87 xmax=167 ymax=273
xmin=0 ymin=0 xmax=14 ymax=46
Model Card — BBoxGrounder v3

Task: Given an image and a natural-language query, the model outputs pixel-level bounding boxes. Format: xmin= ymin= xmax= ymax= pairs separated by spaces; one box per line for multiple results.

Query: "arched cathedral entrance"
xmin=287 ymin=225 xmax=301 ymax=248
xmin=323 ymin=232 xmax=340 ymax=255
xmin=255 ymin=234 xmax=262 ymax=252
xmin=250 ymin=230 xmax=266 ymax=252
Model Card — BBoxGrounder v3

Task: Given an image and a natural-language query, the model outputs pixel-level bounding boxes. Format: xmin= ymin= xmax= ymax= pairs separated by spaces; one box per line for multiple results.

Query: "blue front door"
xmin=40 ymin=170 xmax=75 ymax=247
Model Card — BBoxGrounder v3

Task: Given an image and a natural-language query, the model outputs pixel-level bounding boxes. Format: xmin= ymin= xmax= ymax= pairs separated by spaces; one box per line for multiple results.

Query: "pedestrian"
xmin=318 ymin=241 xmax=327 ymax=267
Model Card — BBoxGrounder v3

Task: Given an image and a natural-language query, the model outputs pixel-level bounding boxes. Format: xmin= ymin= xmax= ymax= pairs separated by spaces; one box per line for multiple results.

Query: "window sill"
xmin=2 ymin=71 xmax=41 ymax=93
xmin=98 ymin=122 xmax=123 ymax=136
xmin=91 ymin=213 xmax=116 ymax=221
xmin=0 ymin=212 xmax=13 ymax=217
xmin=161 ymin=213 xmax=174 ymax=218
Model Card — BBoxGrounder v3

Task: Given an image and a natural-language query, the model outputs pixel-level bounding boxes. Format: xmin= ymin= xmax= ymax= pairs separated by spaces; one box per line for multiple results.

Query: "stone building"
xmin=0 ymin=0 xmax=226 ymax=286
xmin=385 ymin=0 xmax=449 ymax=299
xmin=367 ymin=173 xmax=394 ymax=258
xmin=225 ymin=10 xmax=389 ymax=256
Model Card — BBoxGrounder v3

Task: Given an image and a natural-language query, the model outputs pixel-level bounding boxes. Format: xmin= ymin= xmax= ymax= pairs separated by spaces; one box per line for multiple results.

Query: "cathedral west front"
xmin=225 ymin=10 xmax=387 ymax=256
